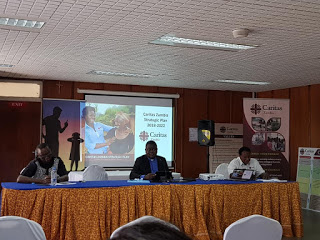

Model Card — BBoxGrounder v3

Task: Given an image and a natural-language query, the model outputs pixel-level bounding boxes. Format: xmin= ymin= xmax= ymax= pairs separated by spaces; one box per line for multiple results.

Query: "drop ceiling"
xmin=0 ymin=0 xmax=320 ymax=92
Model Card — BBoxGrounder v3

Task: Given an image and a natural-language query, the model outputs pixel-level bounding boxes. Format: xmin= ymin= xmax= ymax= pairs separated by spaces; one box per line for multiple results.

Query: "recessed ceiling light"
xmin=0 ymin=17 xmax=45 ymax=29
xmin=150 ymin=35 xmax=257 ymax=51
xmin=0 ymin=64 xmax=14 ymax=68
xmin=214 ymin=80 xmax=270 ymax=85
xmin=87 ymin=70 xmax=152 ymax=78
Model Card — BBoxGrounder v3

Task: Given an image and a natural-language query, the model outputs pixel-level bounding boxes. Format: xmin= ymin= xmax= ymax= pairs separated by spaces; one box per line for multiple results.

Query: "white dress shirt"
xmin=228 ymin=157 xmax=265 ymax=176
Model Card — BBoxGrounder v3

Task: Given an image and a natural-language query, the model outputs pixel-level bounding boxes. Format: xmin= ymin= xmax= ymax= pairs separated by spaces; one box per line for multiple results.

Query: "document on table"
xmin=56 ymin=182 xmax=77 ymax=185
xmin=256 ymin=179 xmax=287 ymax=182
xmin=127 ymin=180 xmax=150 ymax=184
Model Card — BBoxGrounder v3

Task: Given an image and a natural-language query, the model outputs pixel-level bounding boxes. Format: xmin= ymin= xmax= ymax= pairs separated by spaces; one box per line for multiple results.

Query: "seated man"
xmin=130 ymin=140 xmax=169 ymax=180
xmin=228 ymin=146 xmax=269 ymax=179
xmin=17 ymin=143 xmax=69 ymax=184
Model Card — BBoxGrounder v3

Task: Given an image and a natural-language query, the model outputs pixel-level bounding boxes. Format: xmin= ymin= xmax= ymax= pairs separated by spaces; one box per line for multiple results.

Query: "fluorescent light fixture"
xmin=0 ymin=64 xmax=14 ymax=68
xmin=0 ymin=17 xmax=45 ymax=29
xmin=87 ymin=70 xmax=151 ymax=78
xmin=214 ymin=79 xmax=270 ymax=85
xmin=151 ymin=35 xmax=257 ymax=51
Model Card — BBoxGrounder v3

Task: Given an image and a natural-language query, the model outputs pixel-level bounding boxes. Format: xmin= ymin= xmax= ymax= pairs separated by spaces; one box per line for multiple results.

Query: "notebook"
xmin=230 ymin=169 xmax=255 ymax=181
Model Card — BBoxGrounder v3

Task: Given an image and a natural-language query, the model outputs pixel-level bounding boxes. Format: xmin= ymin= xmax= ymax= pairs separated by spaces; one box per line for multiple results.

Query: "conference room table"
xmin=1 ymin=180 xmax=303 ymax=240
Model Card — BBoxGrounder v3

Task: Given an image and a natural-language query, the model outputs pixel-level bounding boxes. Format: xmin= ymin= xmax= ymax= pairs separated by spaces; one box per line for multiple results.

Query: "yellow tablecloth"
xmin=1 ymin=182 xmax=303 ymax=240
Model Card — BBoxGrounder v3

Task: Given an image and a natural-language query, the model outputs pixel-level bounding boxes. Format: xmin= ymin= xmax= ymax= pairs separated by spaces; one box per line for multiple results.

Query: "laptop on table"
xmin=230 ymin=169 xmax=255 ymax=181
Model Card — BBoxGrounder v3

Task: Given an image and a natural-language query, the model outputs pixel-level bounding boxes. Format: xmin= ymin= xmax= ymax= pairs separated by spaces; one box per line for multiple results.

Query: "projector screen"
xmin=82 ymin=94 xmax=174 ymax=168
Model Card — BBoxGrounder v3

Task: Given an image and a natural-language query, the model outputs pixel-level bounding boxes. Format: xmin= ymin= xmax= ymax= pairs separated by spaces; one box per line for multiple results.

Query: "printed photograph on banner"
xmin=251 ymin=117 xmax=266 ymax=131
xmin=266 ymin=133 xmax=285 ymax=152
xmin=252 ymin=132 xmax=265 ymax=145
xmin=266 ymin=117 xmax=281 ymax=131
xmin=243 ymin=99 xmax=290 ymax=179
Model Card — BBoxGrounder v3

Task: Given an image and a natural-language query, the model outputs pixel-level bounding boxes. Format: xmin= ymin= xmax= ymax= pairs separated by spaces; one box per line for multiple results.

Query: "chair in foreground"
xmin=0 ymin=216 xmax=46 ymax=240
xmin=215 ymin=163 xmax=229 ymax=179
xmin=83 ymin=164 xmax=108 ymax=181
xmin=110 ymin=216 xmax=191 ymax=240
xmin=223 ymin=214 xmax=283 ymax=240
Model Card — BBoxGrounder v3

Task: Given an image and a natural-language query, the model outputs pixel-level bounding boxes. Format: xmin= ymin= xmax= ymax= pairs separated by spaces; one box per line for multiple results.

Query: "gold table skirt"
xmin=1 ymin=182 xmax=303 ymax=240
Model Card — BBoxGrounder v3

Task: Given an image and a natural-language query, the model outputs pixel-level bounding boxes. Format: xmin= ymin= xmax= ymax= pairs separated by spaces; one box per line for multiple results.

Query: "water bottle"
xmin=51 ymin=167 xmax=57 ymax=186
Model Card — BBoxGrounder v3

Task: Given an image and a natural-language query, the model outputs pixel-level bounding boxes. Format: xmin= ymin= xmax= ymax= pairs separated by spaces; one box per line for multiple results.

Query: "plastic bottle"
xmin=51 ymin=167 xmax=57 ymax=186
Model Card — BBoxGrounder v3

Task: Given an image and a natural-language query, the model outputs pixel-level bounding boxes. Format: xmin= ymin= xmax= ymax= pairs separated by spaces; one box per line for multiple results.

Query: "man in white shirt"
xmin=228 ymin=146 xmax=269 ymax=179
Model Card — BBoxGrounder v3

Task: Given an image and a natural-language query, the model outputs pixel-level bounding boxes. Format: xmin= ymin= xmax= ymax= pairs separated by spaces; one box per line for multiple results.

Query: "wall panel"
xmin=208 ymin=90 xmax=231 ymax=123
xmin=289 ymin=86 xmax=310 ymax=180
xmin=131 ymin=85 xmax=158 ymax=93
xmin=257 ymin=91 xmax=273 ymax=98
xmin=43 ymin=80 xmax=74 ymax=99
xmin=158 ymin=87 xmax=184 ymax=173
xmin=73 ymin=82 xmax=104 ymax=99
xmin=182 ymin=89 xmax=208 ymax=178
xmin=231 ymin=92 xmax=252 ymax=123
xmin=103 ymin=83 xmax=132 ymax=92
xmin=273 ymin=89 xmax=290 ymax=99
xmin=310 ymin=84 xmax=320 ymax=148
xmin=0 ymin=101 xmax=41 ymax=185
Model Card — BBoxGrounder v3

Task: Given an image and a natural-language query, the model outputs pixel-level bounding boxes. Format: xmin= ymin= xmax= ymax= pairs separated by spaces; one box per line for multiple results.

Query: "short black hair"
xmin=82 ymin=106 xmax=95 ymax=118
xmin=35 ymin=143 xmax=51 ymax=157
xmin=146 ymin=140 xmax=157 ymax=148
xmin=36 ymin=143 xmax=50 ymax=151
xmin=239 ymin=146 xmax=251 ymax=155
xmin=110 ymin=221 xmax=192 ymax=240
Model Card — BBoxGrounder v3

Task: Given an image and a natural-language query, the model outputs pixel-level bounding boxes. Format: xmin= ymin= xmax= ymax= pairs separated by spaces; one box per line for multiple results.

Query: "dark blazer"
xmin=129 ymin=154 xmax=169 ymax=179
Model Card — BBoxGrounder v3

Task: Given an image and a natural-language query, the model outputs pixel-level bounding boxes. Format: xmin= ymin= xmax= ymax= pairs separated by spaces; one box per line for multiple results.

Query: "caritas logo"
xmin=139 ymin=131 xmax=149 ymax=141
xmin=250 ymin=104 xmax=261 ymax=114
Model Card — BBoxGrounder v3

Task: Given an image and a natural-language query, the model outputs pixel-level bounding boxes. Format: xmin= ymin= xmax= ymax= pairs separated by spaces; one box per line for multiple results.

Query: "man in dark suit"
xmin=130 ymin=140 xmax=169 ymax=180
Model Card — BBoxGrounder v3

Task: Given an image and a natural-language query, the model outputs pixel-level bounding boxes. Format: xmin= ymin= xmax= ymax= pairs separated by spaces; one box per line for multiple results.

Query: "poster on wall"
xmin=43 ymin=99 xmax=84 ymax=171
xmin=297 ymin=147 xmax=320 ymax=212
xmin=243 ymin=99 xmax=290 ymax=179
xmin=209 ymin=123 xmax=243 ymax=173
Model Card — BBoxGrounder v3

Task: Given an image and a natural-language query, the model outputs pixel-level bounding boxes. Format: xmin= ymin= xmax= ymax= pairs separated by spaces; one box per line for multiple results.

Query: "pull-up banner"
xmin=43 ymin=99 xmax=84 ymax=171
xmin=297 ymin=147 xmax=320 ymax=212
xmin=243 ymin=98 xmax=290 ymax=179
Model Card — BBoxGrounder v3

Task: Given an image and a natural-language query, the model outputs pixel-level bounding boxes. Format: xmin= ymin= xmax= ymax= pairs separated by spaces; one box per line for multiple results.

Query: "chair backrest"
xmin=223 ymin=215 xmax=283 ymax=240
xmin=83 ymin=164 xmax=108 ymax=181
xmin=20 ymin=167 xmax=26 ymax=174
xmin=0 ymin=216 xmax=47 ymax=240
xmin=110 ymin=216 xmax=179 ymax=239
xmin=215 ymin=163 xmax=229 ymax=179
